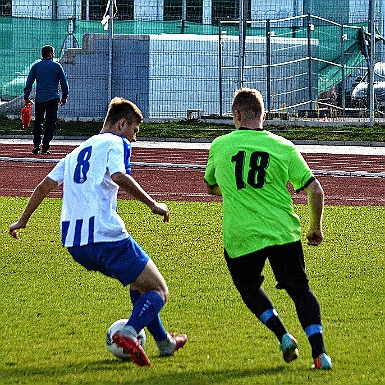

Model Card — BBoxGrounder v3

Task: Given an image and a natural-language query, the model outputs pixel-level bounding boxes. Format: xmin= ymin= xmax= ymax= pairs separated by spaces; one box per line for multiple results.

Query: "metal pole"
xmin=108 ymin=1 xmax=114 ymax=103
xmin=368 ymin=0 xmax=375 ymax=126
xmin=181 ymin=0 xmax=186 ymax=33
xmin=237 ymin=0 xmax=246 ymax=88
xmin=341 ymin=25 xmax=346 ymax=112
xmin=266 ymin=19 xmax=271 ymax=112
xmin=307 ymin=13 xmax=313 ymax=111
xmin=71 ymin=0 xmax=77 ymax=49
xmin=218 ymin=22 xmax=223 ymax=117
xmin=52 ymin=0 xmax=58 ymax=20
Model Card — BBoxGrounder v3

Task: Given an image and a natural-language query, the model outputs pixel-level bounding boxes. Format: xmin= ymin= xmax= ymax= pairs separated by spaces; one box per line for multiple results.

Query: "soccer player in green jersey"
xmin=204 ymin=88 xmax=332 ymax=370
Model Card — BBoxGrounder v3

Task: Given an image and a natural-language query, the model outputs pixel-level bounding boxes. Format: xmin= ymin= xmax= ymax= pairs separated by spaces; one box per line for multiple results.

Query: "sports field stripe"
xmin=1 ymin=156 xmax=385 ymax=178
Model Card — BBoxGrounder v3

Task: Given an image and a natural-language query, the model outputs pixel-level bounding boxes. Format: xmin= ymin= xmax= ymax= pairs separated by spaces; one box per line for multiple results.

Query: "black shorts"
xmin=224 ymin=241 xmax=309 ymax=291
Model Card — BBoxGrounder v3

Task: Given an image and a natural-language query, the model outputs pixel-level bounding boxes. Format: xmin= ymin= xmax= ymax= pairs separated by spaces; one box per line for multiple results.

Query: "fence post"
xmin=237 ymin=0 xmax=247 ymax=88
xmin=108 ymin=0 xmax=114 ymax=103
xmin=307 ymin=13 xmax=313 ymax=111
xmin=266 ymin=19 xmax=271 ymax=112
xmin=218 ymin=22 xmax=223 ymax=117
xmin=368 ymin=0 xmax=375 ymax=126
xmin=52 ymin=0 xmax=58 ymax=20
xmin=341 ymin=24 xmax=346 ymax=112
xmin=181 ymin=0 xmax=186 ymax=34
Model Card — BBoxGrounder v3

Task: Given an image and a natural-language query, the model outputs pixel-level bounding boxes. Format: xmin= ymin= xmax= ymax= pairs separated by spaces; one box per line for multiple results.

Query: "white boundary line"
xmin=1 ymin=138 xmax=385 ymax=155
xmin=1 ymin=157 xmax=385 ymax=178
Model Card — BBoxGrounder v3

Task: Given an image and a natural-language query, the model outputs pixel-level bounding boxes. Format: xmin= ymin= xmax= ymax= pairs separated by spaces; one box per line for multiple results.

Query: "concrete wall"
xmin=58 ymin=33 xmax=318 ymax=119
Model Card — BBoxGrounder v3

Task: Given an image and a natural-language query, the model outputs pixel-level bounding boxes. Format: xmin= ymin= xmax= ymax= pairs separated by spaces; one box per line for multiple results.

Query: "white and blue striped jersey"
xmin=48 ymin=133 xmax=132 ymax=248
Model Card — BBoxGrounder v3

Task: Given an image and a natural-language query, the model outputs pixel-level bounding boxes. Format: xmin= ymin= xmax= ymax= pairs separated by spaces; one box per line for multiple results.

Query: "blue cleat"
xmin=279 ymin=333 xmax=299 ymax=363
xmin=312 ymin=353 xmax=332 ymax=369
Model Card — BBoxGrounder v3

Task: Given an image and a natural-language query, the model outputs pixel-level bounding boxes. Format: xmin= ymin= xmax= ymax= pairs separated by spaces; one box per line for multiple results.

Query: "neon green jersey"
xmin=204 ymin=129 xmax=314 ymax=258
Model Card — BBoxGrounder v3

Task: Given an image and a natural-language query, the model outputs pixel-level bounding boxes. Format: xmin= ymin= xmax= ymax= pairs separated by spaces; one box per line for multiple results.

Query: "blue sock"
xmin=305 ymin=324 xmax=323 ymax=338
xmin=305 ymin=324 xmax=326 ymax=358
xmin=146 ymin=315 xmax=168 ymax=341
xmin=127 ymin=290 xmax=167 ymax=341
xmin=259 ymin=308 xmax=278 ymax=324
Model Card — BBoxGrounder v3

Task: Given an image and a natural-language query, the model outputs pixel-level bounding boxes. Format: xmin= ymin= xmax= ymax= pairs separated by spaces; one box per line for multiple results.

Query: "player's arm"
xmin=9 ymin=176 xmax=59 ymax=238
xmin=205 ymin=182 xmax=222 ymax=196
xmin=304 ymin=178 xmax=324 ymax=246
xmin=111 ymin=171 xmax=169 ymax=222
xmin=204 ymin=149 xmax=221 ymax=196
xmin=59 ymin=65 xmax=69 ymax=105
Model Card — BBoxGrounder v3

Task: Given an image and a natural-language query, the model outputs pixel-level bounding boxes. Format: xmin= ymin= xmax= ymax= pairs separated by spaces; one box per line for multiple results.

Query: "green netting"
xmin=291 ymin=24 xmax=366 ymax=93
xmin=0 ymin=16 xmax=367 ymax=100
xmin=0 ymin=17 xmax=69 ymax=99
xmin=0 ymin=18 xmax=222 ymax=99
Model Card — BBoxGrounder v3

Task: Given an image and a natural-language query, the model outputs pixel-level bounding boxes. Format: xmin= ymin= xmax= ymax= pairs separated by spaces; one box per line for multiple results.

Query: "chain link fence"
xmin=0 ymin=0 xmax=380 ymax=121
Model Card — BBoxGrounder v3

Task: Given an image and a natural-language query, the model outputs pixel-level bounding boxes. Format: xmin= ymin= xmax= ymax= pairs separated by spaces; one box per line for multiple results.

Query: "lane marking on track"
xmin=1 ymin=157 xmax=385 ymax=178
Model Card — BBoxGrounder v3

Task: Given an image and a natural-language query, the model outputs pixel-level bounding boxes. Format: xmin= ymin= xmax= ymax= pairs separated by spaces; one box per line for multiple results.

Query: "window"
xmin=164 ymin=0 xmax=203 ymax=23
xmin=0 ymin=0 xmax=11 ymax=17
xmin=115 ymin=1 xmax=134 ymax=20
xmin=82 ymin=0 xmax=134 ymax=21
xmin=212 ymin=0 xmax=251 ymax=25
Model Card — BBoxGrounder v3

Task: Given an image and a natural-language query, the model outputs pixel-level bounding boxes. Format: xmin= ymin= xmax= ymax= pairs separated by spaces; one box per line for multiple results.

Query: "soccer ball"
xmin=106 ymin=318 xmax=146 ymax=360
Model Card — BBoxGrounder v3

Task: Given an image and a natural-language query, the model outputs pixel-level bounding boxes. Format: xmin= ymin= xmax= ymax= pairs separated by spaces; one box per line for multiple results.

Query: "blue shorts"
xmin=67 ymin=237 xmax=150 ymax=286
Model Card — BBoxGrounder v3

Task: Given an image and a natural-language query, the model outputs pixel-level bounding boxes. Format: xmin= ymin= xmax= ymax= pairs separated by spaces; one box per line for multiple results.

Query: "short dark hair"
xmin=232 ymin=88 xmax=265 ymax=121
xmin=104 ymin=97 xmax=143 ymax=126
xmin=41 ymin=45 xmax=54 ymax=58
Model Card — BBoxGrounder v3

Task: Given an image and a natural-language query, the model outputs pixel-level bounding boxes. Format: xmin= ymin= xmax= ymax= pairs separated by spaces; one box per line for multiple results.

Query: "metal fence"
xmin=0 ymin=0 xmax=380 ymax=121
xmin=218 ymin=15 xmax=369 ymax=117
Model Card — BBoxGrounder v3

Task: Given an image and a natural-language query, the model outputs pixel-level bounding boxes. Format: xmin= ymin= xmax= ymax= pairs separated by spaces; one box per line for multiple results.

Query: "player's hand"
xmin=9 ymin=221 xmax=25 ymax=239
xmin=307 ymin=228 xmax=323 ymax=246
xmin=151 ymin=202 xmax=170 ymax=222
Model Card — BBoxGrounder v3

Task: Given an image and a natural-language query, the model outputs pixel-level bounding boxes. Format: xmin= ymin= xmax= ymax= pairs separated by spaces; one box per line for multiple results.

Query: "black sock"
xmin=308 ymin=333 xmax=326 ymax=359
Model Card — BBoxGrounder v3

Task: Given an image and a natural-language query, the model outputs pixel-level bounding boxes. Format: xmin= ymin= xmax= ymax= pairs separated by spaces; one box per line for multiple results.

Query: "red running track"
xmin=0 ymin=144 xmax=384 ymax=206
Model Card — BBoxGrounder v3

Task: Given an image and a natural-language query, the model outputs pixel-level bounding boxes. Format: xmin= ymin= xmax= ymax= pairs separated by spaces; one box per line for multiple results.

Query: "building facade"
xmin=1 ymin=1 xmax=378 ymax=26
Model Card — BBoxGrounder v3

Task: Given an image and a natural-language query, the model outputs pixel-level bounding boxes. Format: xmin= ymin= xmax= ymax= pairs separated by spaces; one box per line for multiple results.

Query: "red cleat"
xmin=112 ymin=333 xmax=151 ymax=366
xmin=171 ymin=333 xmax=188 ymax=352
xmin=157 ymin=333 xmax=188 ymax=357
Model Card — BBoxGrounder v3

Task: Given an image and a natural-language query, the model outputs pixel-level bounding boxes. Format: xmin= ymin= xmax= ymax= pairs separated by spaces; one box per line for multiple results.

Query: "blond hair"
xmin=104 ymin=97 xmax=143 ymax=127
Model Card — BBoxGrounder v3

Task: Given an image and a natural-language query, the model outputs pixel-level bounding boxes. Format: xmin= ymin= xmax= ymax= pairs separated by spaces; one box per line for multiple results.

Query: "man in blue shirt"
xmin=24 ymin=45 xmax=69 ymax=155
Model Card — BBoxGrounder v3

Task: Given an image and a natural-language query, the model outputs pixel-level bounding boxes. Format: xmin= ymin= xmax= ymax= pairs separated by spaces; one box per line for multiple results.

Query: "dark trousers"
xmin=33 ymin=99 xmax=59 ymax=151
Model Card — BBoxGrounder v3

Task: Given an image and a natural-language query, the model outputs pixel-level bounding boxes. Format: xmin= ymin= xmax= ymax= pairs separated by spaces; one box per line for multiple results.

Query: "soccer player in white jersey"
xmin=9 ymin=97 xmax=187 ymax=366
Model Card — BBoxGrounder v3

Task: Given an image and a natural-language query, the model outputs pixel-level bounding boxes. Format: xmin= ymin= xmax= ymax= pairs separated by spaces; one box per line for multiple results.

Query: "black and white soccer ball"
xmin=106 ymin=318 xmax=146 ymax=360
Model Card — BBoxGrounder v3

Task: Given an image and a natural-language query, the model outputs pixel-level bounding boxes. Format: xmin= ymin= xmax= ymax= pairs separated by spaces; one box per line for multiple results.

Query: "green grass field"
xmin=1 ymin=197 xmax=384 ymax=384
xmin=2 ymin=115 xmax=385 ymax=142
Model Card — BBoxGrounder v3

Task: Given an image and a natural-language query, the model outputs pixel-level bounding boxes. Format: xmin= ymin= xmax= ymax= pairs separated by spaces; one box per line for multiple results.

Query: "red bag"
xmin=21 ymin=104 xmax=32 ymax=130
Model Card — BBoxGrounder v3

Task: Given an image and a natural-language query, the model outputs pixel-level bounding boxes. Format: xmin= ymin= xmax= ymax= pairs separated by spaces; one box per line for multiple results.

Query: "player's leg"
xmin=113 ymin=259 xmax=186 ymax=365
xmin=270 ymin=241 xmax=332 ymax=369
xmin=32 ymin=101 xmax=45 ymax=153
xmin=108 ymin=237 xmax=187 ymax=364
xmin=112 ymin=252 xmax=168 ymax=366
xmin=224 ymin=249 xmax=298 ymax=363
xmin=68 ymin=240 xmax=163 ymax=365
xmin=124 ymin=258 xmax=168 ymax=332
xmin=130 ymin=287 xmax=187 ymax=357
xmin=69 ymin=239 xmax=187 ymax=365
xmin=42 ymin=99 xmax=59 ymax=154
xmin=286 ymin=286 xmax=331 ymax=368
